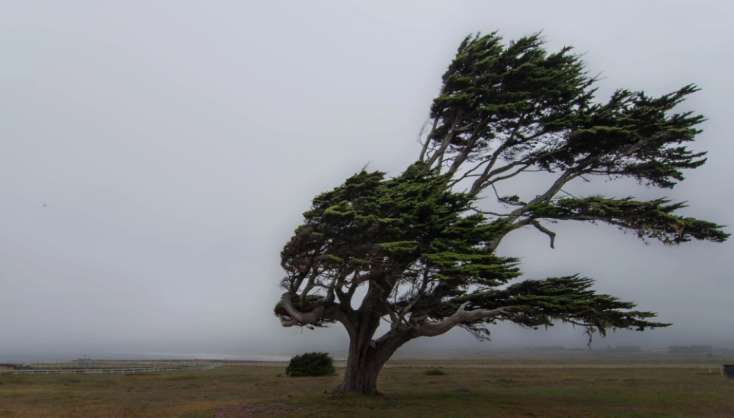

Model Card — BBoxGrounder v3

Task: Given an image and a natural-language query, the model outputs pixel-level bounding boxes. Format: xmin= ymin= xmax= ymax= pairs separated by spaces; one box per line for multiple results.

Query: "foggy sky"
xmin=2 ymin=1 xmax=733 ymax=362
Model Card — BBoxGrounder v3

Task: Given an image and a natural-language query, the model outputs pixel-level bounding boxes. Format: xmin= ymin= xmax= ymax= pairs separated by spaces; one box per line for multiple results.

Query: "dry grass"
xmin=1 ymin=361 xmax=732 ymax=417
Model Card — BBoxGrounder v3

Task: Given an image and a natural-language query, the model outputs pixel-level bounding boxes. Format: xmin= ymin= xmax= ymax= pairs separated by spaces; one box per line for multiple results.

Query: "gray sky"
xmin=1 ymin=1 xmax=733 ymax=361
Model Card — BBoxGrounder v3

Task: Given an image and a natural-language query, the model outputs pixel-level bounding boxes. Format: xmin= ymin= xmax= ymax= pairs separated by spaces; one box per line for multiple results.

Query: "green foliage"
xmin=428 ymin=33 xmax=709 ymax=191
xmin=535 ymin=85 xmax=707 ymax=188
xmin=527 ymin=196 xmax=728 ymax=244
xmin=281 ymin=164 xmax=522 ymax=299
xmin=466 ymin=275 xmax=668 ymax=334
xmin=430 ymin=32 xmax=593 ymax=152
xmin=276 ymin=29 xmax=727 ymax=353
xmin=285 ymin=352 xmax=335 ymax=377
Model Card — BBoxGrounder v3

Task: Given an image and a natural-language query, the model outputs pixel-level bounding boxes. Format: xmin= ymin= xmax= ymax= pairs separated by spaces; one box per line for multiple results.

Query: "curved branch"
xmin=278 ymin=292 xmax=325 ymax=327
xmin=531 ymin=220 xmax=557 ymax=248
xmin=415 ymin=302 xmax=508 ymax=337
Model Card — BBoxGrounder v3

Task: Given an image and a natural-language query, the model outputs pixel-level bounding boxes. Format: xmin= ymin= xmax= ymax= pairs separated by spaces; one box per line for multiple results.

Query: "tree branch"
xmin=278 ymin=292 xmax=325 ymax=327
xmin=418 ymin=118 xmax=439 ymax=161
xmin=531 ymin=220 xmax=557 ymax=248
xmin=426 ymin=113 xmax=463 ymax=170
xmin=415 ymin=302 xmax=509 ymax=337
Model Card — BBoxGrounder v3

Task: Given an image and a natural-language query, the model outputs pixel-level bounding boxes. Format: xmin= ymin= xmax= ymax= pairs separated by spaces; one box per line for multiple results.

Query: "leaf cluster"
xmin=527 ymin=196 xmax=728 ymax=244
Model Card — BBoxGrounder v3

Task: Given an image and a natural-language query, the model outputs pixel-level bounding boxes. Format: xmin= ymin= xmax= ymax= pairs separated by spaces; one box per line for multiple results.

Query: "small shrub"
xmin=286 ymin=352 xmax=335 ymax=377
xmin=424 ymin=368 xmax=447 ymax=376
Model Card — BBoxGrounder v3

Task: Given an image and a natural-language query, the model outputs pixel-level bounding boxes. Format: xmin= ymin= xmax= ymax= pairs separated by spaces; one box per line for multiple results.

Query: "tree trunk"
xmin=335 ymin=280 xmax=412 ymax=395
xmin=337 ymin=310 xmax=385 ymax=395
xmin=337 ymin=326 xmax=412 ymax=395
xmin=339 ymin=343 xmax=384 ymax=394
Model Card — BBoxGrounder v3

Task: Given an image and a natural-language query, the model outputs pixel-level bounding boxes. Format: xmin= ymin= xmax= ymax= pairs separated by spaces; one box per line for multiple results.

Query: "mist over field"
xmin=2 ymin=1 xmax=733 ymax=362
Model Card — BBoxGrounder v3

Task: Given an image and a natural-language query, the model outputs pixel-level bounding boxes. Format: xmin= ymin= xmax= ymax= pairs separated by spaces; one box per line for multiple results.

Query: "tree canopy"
xmin=273 ymin=31 xmax=728 ymax=394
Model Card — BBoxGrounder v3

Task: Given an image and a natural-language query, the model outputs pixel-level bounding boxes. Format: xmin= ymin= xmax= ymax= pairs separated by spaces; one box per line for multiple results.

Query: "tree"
xmin=273 ymin=32 xmax=728 ymax=395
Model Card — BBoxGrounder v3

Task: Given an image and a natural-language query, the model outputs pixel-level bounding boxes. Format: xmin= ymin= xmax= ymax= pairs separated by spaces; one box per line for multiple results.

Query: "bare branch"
xmin=446 ymin=116 xmax=492 ymax=176
xmin=485 ymin=170 xmax=579 ymax=252
xmin=468 ymin=207 xmax=511 ymax=217
xmin=426 ymin=112 xmax=463 ymax=169
xmin=531 ymin=220 xmax=557 ymax=249
xmin=278 ymin=292 xmax=325 ymax=327
xmin=447 ymin=158 xmax=492 ymax=188
xmin=415 ymin=303 xmax=509 ymax=337
xmin=418 ymin=118 xmax=439 ymax=161
xmin=482 ymin=163 xmax=532 ymax=187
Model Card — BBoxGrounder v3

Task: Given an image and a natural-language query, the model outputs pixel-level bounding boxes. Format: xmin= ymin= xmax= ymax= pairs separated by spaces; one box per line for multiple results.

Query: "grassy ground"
xmin=1 ymin=361 xmax=732 ymax=417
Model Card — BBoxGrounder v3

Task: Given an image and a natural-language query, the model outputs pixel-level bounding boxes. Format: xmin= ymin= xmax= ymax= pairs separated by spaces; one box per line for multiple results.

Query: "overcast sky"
xmin=1 ymin=1 xmax=732 ymax=361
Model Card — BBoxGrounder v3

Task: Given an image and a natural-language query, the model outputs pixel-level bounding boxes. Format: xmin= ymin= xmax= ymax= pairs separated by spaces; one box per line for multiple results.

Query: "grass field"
xmin=1 ymin=359 xmax=733 ymax=417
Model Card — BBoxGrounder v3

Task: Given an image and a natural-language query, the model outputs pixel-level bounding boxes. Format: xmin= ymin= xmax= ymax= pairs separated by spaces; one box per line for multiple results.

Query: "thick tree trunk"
xmin=337 ymin=313 xmax=386 ymax=395
xmin=339 ymin=346 xmax=383 ymax=394
xmin=337 ymin=326 xmax=412 ymax=394
xmin=335 ymin=278 xmax=413 ymax=395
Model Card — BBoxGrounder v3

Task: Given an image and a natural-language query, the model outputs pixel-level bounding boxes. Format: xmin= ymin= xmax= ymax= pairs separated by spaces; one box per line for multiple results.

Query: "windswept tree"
xmin=274 ymin=32 xmax=728 ymax=394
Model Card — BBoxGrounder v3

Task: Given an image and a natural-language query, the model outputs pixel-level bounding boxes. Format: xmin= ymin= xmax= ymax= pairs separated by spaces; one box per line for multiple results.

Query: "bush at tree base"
xmin=285 ymin=352 xmax=335 ymax=377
